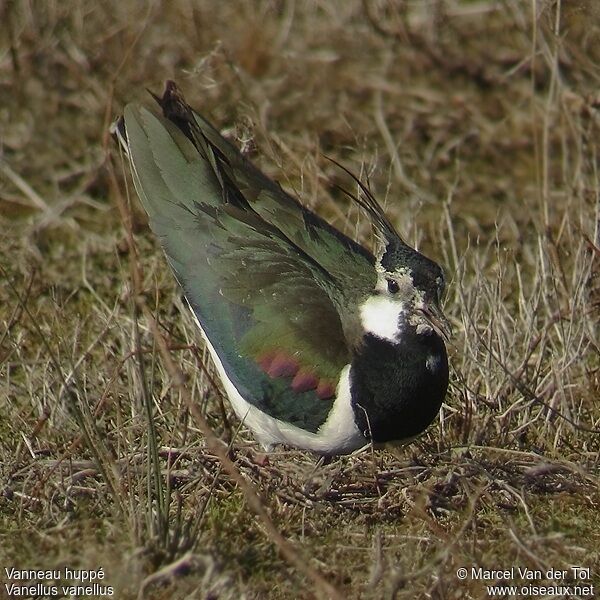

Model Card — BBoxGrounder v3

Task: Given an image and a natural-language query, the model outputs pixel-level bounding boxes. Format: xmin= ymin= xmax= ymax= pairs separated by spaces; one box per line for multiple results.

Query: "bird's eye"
xmin=387 ymin=278 xmax=399 ymax=294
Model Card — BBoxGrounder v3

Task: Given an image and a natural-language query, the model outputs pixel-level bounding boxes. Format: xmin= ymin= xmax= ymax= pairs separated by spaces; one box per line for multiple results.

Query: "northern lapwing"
xmin=113 ymin=81 xmax=450 ymax=455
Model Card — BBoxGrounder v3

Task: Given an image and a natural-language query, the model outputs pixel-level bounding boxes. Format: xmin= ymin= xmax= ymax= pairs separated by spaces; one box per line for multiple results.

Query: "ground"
xmin=1 ymin=1 xmax=599 ymax=598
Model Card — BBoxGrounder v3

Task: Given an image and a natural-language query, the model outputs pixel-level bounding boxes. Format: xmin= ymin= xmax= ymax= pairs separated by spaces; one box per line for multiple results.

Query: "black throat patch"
xmin=349 ymin=330 xmax=449 ymax=443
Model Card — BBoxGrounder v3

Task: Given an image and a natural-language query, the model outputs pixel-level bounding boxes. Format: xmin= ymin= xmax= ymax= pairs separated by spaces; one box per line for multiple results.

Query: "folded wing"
xmin=120 ymin=85 xmax=376 ymax=432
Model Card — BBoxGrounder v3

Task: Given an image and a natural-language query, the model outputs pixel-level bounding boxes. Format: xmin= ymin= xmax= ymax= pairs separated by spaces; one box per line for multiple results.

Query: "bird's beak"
xmin=421 ymin=303 xmax=452 ymax=342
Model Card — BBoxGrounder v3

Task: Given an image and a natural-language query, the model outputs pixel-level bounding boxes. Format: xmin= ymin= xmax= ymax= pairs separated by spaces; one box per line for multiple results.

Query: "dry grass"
xmin=1 ymin=1 xmax=600 ymax=598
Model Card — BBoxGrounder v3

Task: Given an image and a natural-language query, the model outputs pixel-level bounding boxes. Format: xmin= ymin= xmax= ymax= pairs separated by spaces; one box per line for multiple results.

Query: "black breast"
xmin=349 ymin=331 xmax=449 ymax=443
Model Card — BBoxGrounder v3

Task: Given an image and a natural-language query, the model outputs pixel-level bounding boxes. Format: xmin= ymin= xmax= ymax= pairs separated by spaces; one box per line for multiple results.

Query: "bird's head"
xmin=360 ymin=235 xmax=451 ymax=344
xmin=327 ymin=158 xmax=451 ymax=345
xmin=367 ymin=236 xmax=450 ymax=340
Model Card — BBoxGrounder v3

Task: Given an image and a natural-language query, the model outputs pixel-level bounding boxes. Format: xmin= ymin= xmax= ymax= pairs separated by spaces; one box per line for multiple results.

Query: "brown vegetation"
xmin=1 ymin=1 xmax=599 ymax=598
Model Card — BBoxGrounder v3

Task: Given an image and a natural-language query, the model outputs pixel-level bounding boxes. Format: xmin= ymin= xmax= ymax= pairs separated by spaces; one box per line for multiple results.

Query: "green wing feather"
xmin=122 ymin=88 xmax=376 ymax=431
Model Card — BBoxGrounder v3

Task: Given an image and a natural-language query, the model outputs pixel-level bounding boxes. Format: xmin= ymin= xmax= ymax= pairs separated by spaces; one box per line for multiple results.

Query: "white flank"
xmin=188 ymin=307 xmax=367 ymax=454
xmin=359 ymin=295 xmax=405 ymax=343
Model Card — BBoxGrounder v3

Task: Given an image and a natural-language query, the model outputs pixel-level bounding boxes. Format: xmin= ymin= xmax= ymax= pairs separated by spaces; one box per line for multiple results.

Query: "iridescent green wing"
xmin=122 ymin=92 xmax=375 ymax=431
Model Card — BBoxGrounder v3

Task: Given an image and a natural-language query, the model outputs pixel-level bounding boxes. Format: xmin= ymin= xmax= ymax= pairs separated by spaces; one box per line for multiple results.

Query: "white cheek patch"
xmin=359 ymin=295 xmax=405 ymax=342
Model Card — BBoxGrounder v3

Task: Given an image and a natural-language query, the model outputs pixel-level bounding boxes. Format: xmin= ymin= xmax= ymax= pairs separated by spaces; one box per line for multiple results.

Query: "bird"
xmin=113 ymin=81 xmax=450 ymax=456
